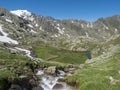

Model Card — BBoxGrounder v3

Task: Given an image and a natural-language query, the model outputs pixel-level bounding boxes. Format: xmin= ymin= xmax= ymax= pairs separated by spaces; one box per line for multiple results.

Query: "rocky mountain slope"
xmin=0 ymin=7 xmax=120 ymax=90
xmin=0 ymin=7 xmax=120 ymax=45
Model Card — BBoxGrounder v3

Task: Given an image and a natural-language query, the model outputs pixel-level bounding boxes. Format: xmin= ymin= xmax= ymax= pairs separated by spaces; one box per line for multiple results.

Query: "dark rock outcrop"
xmin=3 ymin=77 xmax=43 ymax=90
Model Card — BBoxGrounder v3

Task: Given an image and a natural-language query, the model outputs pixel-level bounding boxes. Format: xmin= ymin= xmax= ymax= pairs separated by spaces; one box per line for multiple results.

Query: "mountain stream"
xmin=36 ymin=69 xmax=74 ymax=90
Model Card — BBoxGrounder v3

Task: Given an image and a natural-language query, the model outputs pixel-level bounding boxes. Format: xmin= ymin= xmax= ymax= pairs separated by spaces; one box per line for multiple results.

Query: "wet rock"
xmin=53 ymin=83 xmax=64 ymax=90
xmin=9 ymin=84 xmax=22 ymax=90
xmin=57 ymin=78 xmax=65 ymax=82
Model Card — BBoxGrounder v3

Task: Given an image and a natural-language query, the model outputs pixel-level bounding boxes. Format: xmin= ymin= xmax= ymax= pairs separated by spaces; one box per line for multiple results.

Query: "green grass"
xmin=0 ymin=47 xmax=31 ymax=67
xmin=0 ymin=47 xmax=34 ymax=89
xmin=32 ymin=45 xmax=87 ymax=65
xmin=0 ymin=71 xmax=15 ymax=90
xmin=0 ymin=71 xmax=15 ymax=80
xmin=66 ymin=48 xmax=120 ymax=90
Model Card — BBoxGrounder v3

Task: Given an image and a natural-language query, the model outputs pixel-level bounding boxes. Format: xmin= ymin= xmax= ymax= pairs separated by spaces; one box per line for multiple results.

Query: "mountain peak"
xmin=10 ymin=10 xmax=31 ymax=17
xmin=10 ymin=10 xmax=34 ymax=21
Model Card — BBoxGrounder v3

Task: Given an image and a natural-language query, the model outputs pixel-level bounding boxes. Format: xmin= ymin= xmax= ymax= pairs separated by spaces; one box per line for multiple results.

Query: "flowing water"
xmin=36 ymin=69 xmax=74 ymax=90
xmin=15 ymin=47 xmax=75 ymax=90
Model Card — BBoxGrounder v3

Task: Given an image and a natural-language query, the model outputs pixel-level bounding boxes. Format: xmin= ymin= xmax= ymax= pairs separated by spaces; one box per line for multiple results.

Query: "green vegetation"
xmin=0 ymin=46 xmax=33 ymax=89
xmin=33 ymin=45 xmax=87 ymax=65
xmin=0 ymin=47 xmax=30 ymax=67
xmin=66 ymin=48 xmax=120 ymax=90
xmin=0 ymin=71 xmax=15 ymax=90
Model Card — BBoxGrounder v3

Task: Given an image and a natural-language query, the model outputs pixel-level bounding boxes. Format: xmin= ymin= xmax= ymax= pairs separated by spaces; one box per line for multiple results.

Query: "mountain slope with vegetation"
xmin=66 ymin=36 xmax=120 ymax=90
xmin=0 ymin=7 xmax=120 ymax=90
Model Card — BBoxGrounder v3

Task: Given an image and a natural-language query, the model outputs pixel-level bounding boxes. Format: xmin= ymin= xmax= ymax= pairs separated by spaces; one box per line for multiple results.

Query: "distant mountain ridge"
xmin=0 ymin=7 xmax=120 ymax=50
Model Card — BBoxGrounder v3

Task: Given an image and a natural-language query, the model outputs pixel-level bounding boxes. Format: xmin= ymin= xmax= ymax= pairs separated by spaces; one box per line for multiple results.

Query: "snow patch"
xmin=71 ymin=21 xmax=74 ymax=23
xmin=35 ymin=23 xmax=39 ymax=27
xmin=15 ymin=47 xmax=33 ymax=59
xmin=87 ymin=23 xmax=90 ymax=28
xmin=115 ymin=28 xmax=118 ymax=32
xmin=5 ymin=19 xmax=12 ymax=23
xmin=62 ymin=28 xmax=65 ymax=30
xmin=30 ymin=29 xmax=37 ymax=33
xmin=57 ymin=27 xmax=64 ymax=34
xmin=81 ymin=24 xmax=84 ymax=28
xmin=103 ymin=25 xmax=109 ymax=30
xmin=11 ymin=10 xmax=31 ymax=17
xmin=51 ymin=34 xmax=59 ymax=38
xmin=57 ymin=24 xmax=60 ymax=27
xmin=0 ymin=36 xmax=18 ymax=44
xmin=66 ymin=34 xmax=70 ymax=38
xmin=27 ymin=24 xmax=33 ymax=28
xmin=11 ymin=10 xmax=34 ymax=21
xmin=90 ymin=23 xmax=93 ymax=28
xmin=0 ymin=25 xmax=18 ymax=44
xmin=87 ymin=23 xmax=93 ymax=28
xmin=40 ymin=26 xmax=44 ymax=31
xmin=105 ymin=26 xmax=109 ymax=30
xmin=85 ymin=32 xmax=89 ymax=37
xmin=54 ymin=34 xmax=58 ymax=37
xmin=0 ymin=27 xmax=8 ymax=36
xmin=55 ymin=24 xmax=64 ymax=34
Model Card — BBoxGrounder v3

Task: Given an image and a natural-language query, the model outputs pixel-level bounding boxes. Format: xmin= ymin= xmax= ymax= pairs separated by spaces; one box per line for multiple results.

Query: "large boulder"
xmin=45 ymin=66 xmax=56 ymax=75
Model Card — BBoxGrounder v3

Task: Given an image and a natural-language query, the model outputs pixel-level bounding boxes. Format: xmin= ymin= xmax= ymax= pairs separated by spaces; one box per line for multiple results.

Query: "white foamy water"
xmin=36 ymin=69 xmax=74 ymax=90
xmin=41 ymin=75 xmax=59 ymax=90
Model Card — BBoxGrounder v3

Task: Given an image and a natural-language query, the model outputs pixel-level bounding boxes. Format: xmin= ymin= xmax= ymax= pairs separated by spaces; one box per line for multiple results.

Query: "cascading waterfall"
xmin=36 ymin=69 xmax=73 ymax=90
xmin=41 ymin=75 xmax=59 ymax=90
xmin=14 ymin=46 xmax=75 ymax=90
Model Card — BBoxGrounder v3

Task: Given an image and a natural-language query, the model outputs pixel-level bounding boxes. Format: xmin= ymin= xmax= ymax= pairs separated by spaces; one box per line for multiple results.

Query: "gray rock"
xmin=53 ymin=83 xmax=64 ymax=90
xmin=45 ymin=66 xmax=56 ymax=75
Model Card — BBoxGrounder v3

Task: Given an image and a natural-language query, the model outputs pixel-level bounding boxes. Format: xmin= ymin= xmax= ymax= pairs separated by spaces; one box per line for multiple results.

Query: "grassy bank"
xmin=66 ymin=47 xmax=120 ymax=90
